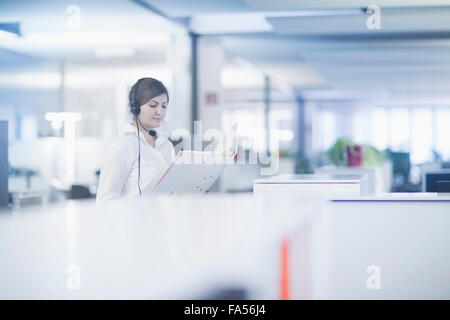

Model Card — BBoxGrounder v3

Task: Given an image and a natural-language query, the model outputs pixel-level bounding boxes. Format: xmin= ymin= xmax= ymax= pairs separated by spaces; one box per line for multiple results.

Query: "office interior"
xmin=1 ymin=0 xmax=450 ymax=299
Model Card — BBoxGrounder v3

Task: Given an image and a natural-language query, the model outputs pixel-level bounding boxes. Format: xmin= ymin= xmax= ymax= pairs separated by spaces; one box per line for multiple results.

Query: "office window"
xmin=352 ymin=108 xmax=372 ymax=144
xmin=435 ymin=107 xmax=450 ymax=161
xmin=222 ymin=108 xmax=265 ymax=151
xmin=311 ymin=104 xmax=447 ymax=165
xmin=21 ymin=114 xmax=39 ymax=141
xmin=269 ymin=107 xmax=295 ymax=151
xmin=411 ymin=108 xmax=433 ymax=163
xmin=389 ymin=107 xmax=410 ymax=151
xmin=320 ymin=111 xmax=336 ymax=151
xmin=371 ymin=107 xmax=388 ymax=150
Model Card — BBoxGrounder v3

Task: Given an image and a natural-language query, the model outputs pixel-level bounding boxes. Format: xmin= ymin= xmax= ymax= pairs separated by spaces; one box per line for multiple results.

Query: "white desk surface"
xmin=2 ymin=193 xmax=449 ymax=299
xmin=254 ymin=174 xmax=368 ymax=184
xmin=0 ymin=194 xmax=318 ymax=299
xmin=332 ymin=192 xmax=450 ymax=201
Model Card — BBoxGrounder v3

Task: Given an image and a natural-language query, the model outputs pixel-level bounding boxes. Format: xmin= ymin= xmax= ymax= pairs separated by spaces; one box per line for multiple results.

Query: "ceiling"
xmin=1 ymin=0 xmax=450 ymax=102
xmin=0 ymin=0 xmax=185 ymax=67
xmin=143 ymin=0 xmax=450 ymax=102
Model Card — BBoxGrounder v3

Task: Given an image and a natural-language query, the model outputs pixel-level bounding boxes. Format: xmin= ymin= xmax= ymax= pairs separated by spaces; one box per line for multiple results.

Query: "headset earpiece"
xmin=130 ymin=82 xmax=143 ymax=196
xmin=130 ymin=83 xmax=140 ymax=116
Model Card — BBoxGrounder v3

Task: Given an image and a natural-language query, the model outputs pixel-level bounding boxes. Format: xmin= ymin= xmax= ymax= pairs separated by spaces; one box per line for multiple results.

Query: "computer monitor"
xmin=389 ymin=151 xmax=411 ymax=183
xmin=424 ymin=171 xmax=450 ymax=192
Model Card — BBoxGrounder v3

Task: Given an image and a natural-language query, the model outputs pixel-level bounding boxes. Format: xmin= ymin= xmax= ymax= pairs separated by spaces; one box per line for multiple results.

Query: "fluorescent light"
xmin=270 ymin=110 xmax=293 ymax=121
xmin=0 ymin=72 xmax=61 ymax=89
xmin=0 ymin=67 xmax=172 ymax=89
xmin=45 ymin=112 xmax=60 ymax=122
xmin=221 ymin=66 xmax=264 ymax=88
xmin=263 ymin=9 xmax=363 ymax=17
xmin=189 ymin=13 xmax=273 ymax=34
xmin=65 ymin=65 xmax=172 ymax=89
xmin=277 ymin=130 xmax=294 ymax=141
xmin=45 ymin=112 xmax=82 ymax=122
xmin=95 ymin=47 xmax=136 ymax=58
xmin=50 ymin=121 xmax=63 ymax=130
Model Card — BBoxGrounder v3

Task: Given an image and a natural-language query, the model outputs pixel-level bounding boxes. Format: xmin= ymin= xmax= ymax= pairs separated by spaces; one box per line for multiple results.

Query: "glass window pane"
xmin=435 ymin=108 xmax=450 ymax=161
xmin=411 ymin=108 xmax=433 ymax=164
xmin=321 ymin=111 xmax=336 ymax=150
xmin=222 ymin=108 xmax=265 ymax=152
xmin=389 ymin=107 xmax=410 ymax=151
xmin=371 ymin=108 xmax=388 ymax=150
xmin=352 ymin=109 xmax=372 ymax=144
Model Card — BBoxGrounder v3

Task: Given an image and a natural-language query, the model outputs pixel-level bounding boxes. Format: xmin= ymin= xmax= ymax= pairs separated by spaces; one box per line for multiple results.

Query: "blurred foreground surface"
xmin=1 ymin=193 xmax=450 ymax=299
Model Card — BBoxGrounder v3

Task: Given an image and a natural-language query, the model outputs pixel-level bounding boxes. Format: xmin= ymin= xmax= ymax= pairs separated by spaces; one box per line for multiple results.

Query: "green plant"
xmin=326 ymin=137 xmax=354 ymax=166
xmin=294 ymin=153 xmax=313 ymax=174
xmin=362 ymin=144 xmax=388 ymax=168
xmin=326 ymin=137 xmax=386 ymax=167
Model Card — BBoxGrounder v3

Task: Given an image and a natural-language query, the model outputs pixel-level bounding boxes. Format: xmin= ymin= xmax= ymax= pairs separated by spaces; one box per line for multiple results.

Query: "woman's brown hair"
xmin=129 ymin=77 xmax=169 ymax=115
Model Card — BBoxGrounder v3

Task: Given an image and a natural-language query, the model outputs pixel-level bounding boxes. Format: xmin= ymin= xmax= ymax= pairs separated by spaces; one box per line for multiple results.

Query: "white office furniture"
xmin=315 ymin=162 xmax=393 ymax=194
xmin=253 ymin=174 xmax=369 ymax=199
xmin=288 ymin=195 xmax=450 ymax=299
xmin=2 ymin=191 xmax=450 ymax=299
xmin=315 ymin=166 xmax=376 ymax=193
xmin=332 ymin=192 xmax=450 ymax=201
xmin=220 ymin=164 xmax=260 ymax=192
xmin=0 ymin=194 xmax=319 ymax=299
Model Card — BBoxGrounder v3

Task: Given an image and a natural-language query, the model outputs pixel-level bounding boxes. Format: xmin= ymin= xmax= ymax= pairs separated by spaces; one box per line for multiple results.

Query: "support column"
xmin=264 ymin=75 xmax=271 ymax=153
xmin=296 ymin=98 xmax=305 ymax=155
xmin=0 ymin=121 xmax=8 ymax=208
xmin=59 ymin=62 xmax=65 ymax=112
xmin=196 ymin=37 xmax=225 ymax=191
xmin=302 ymin=101 xmax=314 ymax=157
xmin=197 ymin=36 xmax=225 ymax=131
xmin=166 ymin=34 xmax=192 ymax=133
xmin=190 ymin=32 xmax=198 ymax=134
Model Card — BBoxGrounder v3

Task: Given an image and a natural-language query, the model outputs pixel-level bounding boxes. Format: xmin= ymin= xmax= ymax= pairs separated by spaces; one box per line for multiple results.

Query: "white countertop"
xmin=332 ymin=192 xmax=450 ymax=201
xmin=1 ymin=192 xmax=450 ymax=299
xmin=254 ymin=174 xmax=368 ymax=184
xmin=0 ymin=194 xmax=321 ymax=299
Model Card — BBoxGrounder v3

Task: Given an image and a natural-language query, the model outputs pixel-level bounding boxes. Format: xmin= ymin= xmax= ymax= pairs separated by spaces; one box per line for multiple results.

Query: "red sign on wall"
xmin=205 ymin=92 xmax=218 ymax=105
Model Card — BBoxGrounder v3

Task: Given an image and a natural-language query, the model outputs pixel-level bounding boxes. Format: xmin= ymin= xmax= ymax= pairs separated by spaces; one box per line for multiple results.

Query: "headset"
xmin=130 ymin=82 xmax=158 ymax=197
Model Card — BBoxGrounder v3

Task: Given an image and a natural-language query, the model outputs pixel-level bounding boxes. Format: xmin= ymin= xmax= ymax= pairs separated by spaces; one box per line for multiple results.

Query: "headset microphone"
xmin=137 ymin=118 xmax=158 ymax=138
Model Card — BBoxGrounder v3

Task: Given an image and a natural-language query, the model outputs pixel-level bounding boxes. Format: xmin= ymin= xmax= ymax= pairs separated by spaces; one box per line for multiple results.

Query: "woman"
xmin=96 ymin=77 xmax=175 ymax=203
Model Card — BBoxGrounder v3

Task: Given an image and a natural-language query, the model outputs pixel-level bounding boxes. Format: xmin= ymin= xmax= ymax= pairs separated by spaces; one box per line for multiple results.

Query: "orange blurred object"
xmin=280 ymin=236 xmax=290 ymax=300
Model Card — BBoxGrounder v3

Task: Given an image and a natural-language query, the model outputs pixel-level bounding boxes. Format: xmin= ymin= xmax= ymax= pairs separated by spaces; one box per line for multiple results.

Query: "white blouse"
xmin=96 ymin=123 xmax=175 ymax=204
